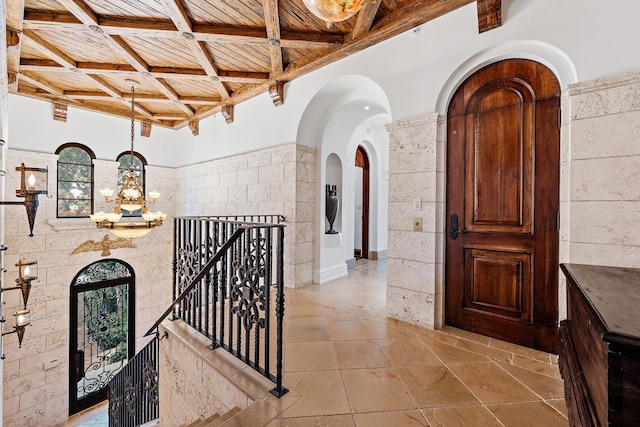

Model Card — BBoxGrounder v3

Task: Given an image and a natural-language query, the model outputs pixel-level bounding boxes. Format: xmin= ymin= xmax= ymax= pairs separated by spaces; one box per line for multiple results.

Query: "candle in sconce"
xmin=27 ymin=173 xmax=36 ymax=190
xmin=23 ymin=266 xmax=34 ymax=280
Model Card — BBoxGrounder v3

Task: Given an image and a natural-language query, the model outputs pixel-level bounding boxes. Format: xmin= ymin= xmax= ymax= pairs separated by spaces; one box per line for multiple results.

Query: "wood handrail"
xmin=144 ymin=225 xmax=247 ymax=337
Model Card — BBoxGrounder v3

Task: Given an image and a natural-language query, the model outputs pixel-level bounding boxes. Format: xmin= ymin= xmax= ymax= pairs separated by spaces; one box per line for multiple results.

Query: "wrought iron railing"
xmin=155 ymin=215 xmax=288 ymax=397
xmin=107 ymin=215 xmax=287 ymax=427
xmin=107 ymin=336 xmax=159 ymax=427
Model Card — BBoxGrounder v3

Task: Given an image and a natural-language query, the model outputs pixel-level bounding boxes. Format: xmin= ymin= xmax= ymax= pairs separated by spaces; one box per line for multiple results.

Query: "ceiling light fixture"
xmin=302 ymin=0 xmax=370 ymax=28
xmin=90 ymin=80 xmax=166 ymax=239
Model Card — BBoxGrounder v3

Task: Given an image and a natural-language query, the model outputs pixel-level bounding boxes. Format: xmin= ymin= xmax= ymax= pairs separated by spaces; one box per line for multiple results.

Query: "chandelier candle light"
xmin=90 ymin=80 xmax=166 ymax=239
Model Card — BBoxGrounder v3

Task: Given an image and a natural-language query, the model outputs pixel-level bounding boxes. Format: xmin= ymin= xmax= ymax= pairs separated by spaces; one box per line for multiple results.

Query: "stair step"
xmin=193 ymin=413 xmax=220 ymax=427
xmin=183 ymin=420 xmax=204 ymax=427
xmin=206 ymin=407 xmax=241 ymax=427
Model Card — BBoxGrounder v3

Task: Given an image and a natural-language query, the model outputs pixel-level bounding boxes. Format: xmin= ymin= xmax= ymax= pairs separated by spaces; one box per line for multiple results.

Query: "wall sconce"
xmin=0 ymin=259 xmax=37 ymax=355
xmin=1 ymin=308 xmax=31 ymax=349
xmin=0 ymin=163 xmax=49 ymax=237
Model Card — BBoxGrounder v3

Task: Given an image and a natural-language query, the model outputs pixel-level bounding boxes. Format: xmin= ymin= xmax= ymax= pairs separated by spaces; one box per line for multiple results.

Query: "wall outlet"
xmin=413 ymin=199 xmax=421 ymax=211
xmin=412 ymin=217 xmax=422 ymax=231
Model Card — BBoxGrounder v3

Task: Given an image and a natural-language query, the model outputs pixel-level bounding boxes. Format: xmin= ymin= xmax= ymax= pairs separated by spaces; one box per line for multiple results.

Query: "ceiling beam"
xmin=351 ymin=0 xmax=382 ymax=40
xmin=6 ymin=0 xmax=25 ymax=92
xmin=263 ymin=0 xmax=284 ymax=76
xmin=476 ymin=0 xmax=502 ymax=33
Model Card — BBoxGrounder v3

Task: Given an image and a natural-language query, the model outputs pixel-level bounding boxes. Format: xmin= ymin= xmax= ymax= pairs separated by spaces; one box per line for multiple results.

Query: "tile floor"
xmin=65 ymin=259 xmax=569 ymax=427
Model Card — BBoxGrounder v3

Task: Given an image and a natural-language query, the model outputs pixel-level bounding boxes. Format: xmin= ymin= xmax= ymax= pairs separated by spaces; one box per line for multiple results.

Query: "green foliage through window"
xmin=57 ymin=144 xmax=94 ymax=217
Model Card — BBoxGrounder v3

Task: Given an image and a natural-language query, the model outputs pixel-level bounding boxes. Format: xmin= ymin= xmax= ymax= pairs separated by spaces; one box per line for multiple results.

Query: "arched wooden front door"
xmin=445 ymin=59 xmax=560 ymax=353
xmin=354 ymin=146 xmax=369 ymax=259
xmin=69 ymin=259 xmax=135 ymax=415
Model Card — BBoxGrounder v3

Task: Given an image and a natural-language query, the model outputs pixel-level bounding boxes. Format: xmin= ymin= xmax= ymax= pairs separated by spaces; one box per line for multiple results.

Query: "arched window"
xmin=116 ymin=151 xmax=147 ymax=217
xmin=56 ymin=143 xmax=96 ymax=218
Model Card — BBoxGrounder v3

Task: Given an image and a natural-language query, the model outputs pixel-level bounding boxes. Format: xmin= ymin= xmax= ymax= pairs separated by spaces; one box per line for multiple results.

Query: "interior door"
xmin=355 ymin=146 xmax=369 ymax=259
xmin=445 ymin=59 xmax=560 ymax=353
xmin=69 ymin=259 xmax=135 ymax=415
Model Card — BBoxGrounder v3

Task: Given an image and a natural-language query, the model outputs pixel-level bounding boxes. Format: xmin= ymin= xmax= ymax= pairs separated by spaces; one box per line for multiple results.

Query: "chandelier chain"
xmin=129 ymin=84 xmax=136 ymax=170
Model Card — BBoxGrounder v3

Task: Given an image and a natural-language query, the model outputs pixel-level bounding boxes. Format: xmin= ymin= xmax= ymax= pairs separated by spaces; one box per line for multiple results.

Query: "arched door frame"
xmin=355 ymin=145 xmax=370 ymax=259
xmin=69 ymin=259 xmax=135 ymax=415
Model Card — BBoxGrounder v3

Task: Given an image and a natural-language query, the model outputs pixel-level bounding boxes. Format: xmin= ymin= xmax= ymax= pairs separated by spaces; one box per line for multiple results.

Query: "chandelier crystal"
xmin=90 ymin=79 xmax=166 ymax=239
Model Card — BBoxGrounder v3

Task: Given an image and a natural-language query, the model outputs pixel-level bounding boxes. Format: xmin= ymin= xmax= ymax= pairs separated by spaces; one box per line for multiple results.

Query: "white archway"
xmin=295 ymin=75 xmax=391 ymax=284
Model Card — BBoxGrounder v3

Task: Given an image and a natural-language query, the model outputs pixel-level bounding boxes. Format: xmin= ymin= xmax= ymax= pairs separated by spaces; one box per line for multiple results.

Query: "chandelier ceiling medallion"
xmin=90 ymin=79 xmax=166 ymax=239
xmin=302 ymin=0 xmax=369 ymax=27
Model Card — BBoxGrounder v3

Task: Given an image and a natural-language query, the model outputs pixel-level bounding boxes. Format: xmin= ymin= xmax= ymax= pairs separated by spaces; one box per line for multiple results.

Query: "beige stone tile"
xmin=326 ymin=320 xmax=375 ymax=341
xmin=412 ymin=327 xmax=459 ymax=346
xmin=284 ymin=342 xmax=339 ymax=372
xmin=496 ymin=362 xmax=565 ymax=399
xmin=353 ymin=410 xmax=429 ymax=427
xmin=341 ymin=368 xmax=416 ymax=413
xmin=453 ymin=339 xmax=512 ymax=363
xmin=221 ymin=399 xmax=280 ymax=427
xmin=546 ymin=399 xmax=569 ymax=418
xmin=448 ymin=362 xmax=539 ymax=404
xmin=423 ymin=405 xmax=502 ymax=427
xmin=378 ymin=338 xmax=442 ymax=367
xmin=363 ymin=319 xmax=414 ymax=339
xmin=285 ymin=321 xmax=330 ymax=343
xmin=423 ymin=340 xmax=489 ymax=365
xmin=440 ymin=326 xmax=490 ymax=345
xmin=280 ymin=370 xmax=351 ymax=418
xmin=511 ymin=354 xmax=563 ymax=379
xmin=269 ymin=414 xmax=356 ymax=427
xmin=487 ymin=401 xmax=569 ymax=427
xmin=396 ymin=365 xmax=479 ymax=408
xmin=333 ymin=340 xmax=390 ymax=369
xmin=488 ymin=338 xmax=552 ymax=363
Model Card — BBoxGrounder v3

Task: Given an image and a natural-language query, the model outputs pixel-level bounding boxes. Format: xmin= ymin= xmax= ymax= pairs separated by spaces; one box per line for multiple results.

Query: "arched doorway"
xmin=69 ymin=259 xmax=135 ymax=415
xmin=354 ymin=145 xmax=370 ymax=259
xmin=445 ymin=59 xmax=560 ymax=353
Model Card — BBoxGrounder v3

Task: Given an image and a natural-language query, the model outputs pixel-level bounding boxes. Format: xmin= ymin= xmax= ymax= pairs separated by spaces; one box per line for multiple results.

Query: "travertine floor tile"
xmin=396 ymin=365 xmax=479 ymax=408
xmin=447 ymin=362 xmax=538 ymax=404
xmin=285 ymin=321 xmax=330 ymax=343
xmin=423 ymin=405 xmax=503 ymax=427
xmin=496 ymin=361 xmax=565 ymax=399
xmin=327 ymin=320 xmax=375 ymax=341
xmin=341 ymin=368 xmax=416 ymax=412
xmin=424 ymin=340 xmax=489 ymax=365
xmin=266 ymin=414 xmax=356 ymax=427
xmin=487 ymin=401 xmax=568 ymax=426
xmin=284 ymin=341 xmax=339 ymax=372
xmin=280 ymin=370 xmax=351 ymax=418
xmin=378 ymin=338 xmax=442 ymax=367
xmin=353 ymin=410 xmax=429 ymax=427
xmin=333 ymin=340 xmax=390 ymax=369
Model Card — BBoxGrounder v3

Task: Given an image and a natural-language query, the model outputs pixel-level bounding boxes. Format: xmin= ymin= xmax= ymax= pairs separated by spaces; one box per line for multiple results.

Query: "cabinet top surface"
xmin=561 ymin=263 xmax=640 ymax=345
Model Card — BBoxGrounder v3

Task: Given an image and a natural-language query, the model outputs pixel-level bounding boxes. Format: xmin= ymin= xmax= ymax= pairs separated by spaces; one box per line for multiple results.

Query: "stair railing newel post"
xmin=270 ymin=225 xmax=289 ymax=397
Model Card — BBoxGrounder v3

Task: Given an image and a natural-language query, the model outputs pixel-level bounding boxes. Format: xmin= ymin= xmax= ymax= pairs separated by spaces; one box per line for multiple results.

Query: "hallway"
xmin=65 ymin=259 xmax=568 ymax=426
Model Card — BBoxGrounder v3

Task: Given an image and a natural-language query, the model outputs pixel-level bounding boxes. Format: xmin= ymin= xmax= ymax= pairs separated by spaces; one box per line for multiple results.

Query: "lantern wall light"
xmin=0 ymin=258 xmax=38 ymax=354
xmin=0 ymin=162 xmax=49 ymax=236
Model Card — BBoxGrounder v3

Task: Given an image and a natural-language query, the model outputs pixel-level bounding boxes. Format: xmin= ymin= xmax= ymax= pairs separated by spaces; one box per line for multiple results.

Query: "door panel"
xmin=446 ymin=59 xmax=560 ymax=353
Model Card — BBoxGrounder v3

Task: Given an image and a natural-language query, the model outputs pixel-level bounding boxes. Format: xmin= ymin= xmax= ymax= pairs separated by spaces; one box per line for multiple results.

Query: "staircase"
xmin=182 ymin=407 xmax=241 ymax=427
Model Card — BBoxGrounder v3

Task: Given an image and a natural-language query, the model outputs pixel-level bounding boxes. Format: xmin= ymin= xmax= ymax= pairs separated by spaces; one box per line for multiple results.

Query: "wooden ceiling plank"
xmin=476 ymin=0 xmax=502 ymax=33
xmin=263 ymin=0 xmax=284 ymax=76
xmin=55 ymin=0 xmax=99 ymax=25
xmin=18 ymin=72 xmax=64 ymax=95
xmin=351 ymin=0 xmax=382 ymax=40
xmin=108 ymin=35 xmax=151 ymax=73
xmin=187 ymin=42 xmax=231 ymax=99
xmin=158 ymin=0 xmax=192 ymax=33
xmin=154 ymin=78 xmax=195 ymax=115
xmin=22 ymin=29 xmax=77 ymax=69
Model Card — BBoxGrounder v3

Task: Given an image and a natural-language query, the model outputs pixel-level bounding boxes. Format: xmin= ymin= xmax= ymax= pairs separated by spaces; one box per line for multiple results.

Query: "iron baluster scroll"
xmin=107 ymin=336 xmax=159 ymax=427
xmin=165 ymin=215 xmax=288 ymax=397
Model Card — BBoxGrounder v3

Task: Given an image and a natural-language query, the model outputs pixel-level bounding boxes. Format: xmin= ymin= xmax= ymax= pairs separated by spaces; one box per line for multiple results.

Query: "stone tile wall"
xmin=568 ymin=71 xmax=640 ymax=268
xmin=174 ymin=143 xmax=316 ymax=288
xmin=1 ymin=149 xmax=174 ymax=426
xmin=385 ymin=114 xmax=443 ymax=328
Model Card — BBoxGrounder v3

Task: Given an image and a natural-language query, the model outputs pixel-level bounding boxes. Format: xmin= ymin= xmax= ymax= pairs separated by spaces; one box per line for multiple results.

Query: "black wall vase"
xmin=325 ymin=184 xmax=339 ymax=234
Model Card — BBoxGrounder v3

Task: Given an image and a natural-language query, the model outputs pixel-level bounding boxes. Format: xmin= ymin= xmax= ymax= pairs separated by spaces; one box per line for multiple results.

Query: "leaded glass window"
xmin=56 ymin=143 xmax=95 ymax=218
xmin=117 ymin=152 xmax=146 ymax=217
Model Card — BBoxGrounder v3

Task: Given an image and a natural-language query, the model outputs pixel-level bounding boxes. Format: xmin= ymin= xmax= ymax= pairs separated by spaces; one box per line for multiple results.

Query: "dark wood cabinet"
xmin=559 ymin=264 xmax=640 ymax=427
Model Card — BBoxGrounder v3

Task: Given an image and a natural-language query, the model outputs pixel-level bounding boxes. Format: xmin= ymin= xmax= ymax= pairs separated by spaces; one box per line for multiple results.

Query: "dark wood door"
xmin=445 ymin=59 xmax=560 ymax=353
xmin=355 ymin=146 xmax=369 ymax=259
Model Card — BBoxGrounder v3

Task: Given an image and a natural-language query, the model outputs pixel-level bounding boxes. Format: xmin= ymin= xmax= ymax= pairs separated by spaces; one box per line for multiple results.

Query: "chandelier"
xmin=90 ymin=80 xmax=166 ymax=239
xmin=302 ymin=0 xmax=368 ymax=27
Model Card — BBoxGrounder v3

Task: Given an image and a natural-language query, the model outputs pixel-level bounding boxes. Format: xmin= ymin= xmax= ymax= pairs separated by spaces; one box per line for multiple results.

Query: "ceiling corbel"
xmin=268 ymin=81 xmax=284 ymax=106
xmin=221 ymin=105 xmax=234 ymax=124
xmin=189 ymin=118 xmax=199 ymax=136
xmin=141 ymin=122 xmax=152 ymax=138
xmin=477 ymin=0 xmax=502 ymax=33
xmin=53 ymin=103 xmax=68 ymax=122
